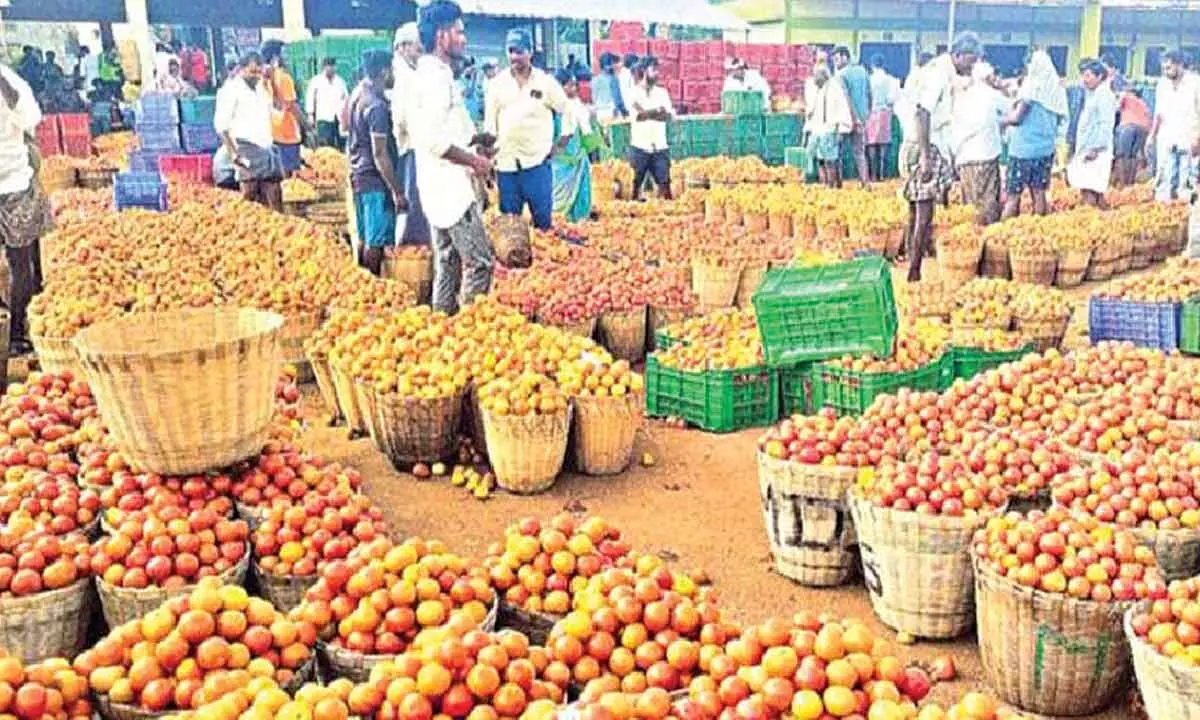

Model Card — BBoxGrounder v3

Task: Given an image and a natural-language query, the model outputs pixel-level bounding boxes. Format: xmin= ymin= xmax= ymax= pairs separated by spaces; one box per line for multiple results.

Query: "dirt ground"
xmin=292 ymin=262 xmax=1151 ymax=720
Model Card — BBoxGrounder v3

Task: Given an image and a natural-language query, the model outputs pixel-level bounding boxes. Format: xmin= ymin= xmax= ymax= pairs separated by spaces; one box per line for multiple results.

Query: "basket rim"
xmin=0 ymin=576 xmax=91 ymax=611
xmin=1123 ymin=600 xmax=1200 ymax=683
xmin=96 ymin=546 xmax=248 ymax=598
xmin=73 ymin=307 xmax=284 ymax=362
xmin=973 ymin=555 xmax=1141 ymax=614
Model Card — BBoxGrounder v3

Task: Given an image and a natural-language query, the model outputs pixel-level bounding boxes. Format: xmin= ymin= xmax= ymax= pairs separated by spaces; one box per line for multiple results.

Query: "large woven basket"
xmin=598 ymin=307 xmax=647 ymax=362
xmin=280 ymin=311 xmax=321 ymax=383
xmin=32 ymin=331 xmax=80 ymax=376
xmin=702 ymin=197 xmax=722 ymax=223
xmin=0 ymin=579 xmax=92 ymax=663
xmin=364 ymin=386 xmax=464 ymax=470
xmin=1087 ymin=257 xmax=1118 ymax=281
xmin=1127 ymin=602 xmax=1200 ymax=719
xmin=736 ymin=264 xmax=768 ymax=310
xmin=330 ymin=360 xmax=367 ymax=436
xmin=692 ymin=260 xmax=742 ymax=312
xmin=253 ymin=561 xmax=316 ymax=613
xmin=1135 ymin=526 xmax=1200 ymax=582
xmin=353 ymin=381 xmax=381 ymax=449
xmin=74 ymin=308 xmax=283 ymax=475
xmin=848 ymin=488 xmax=992 ymax=639
xmin=537 ymin=314 xmax=596 ymax=340
xmin=482 ymin=405 xmax=571 ymax=494
xmin=758 ymin=453 xmax=858 ymax=587
xmin=975 ymin=559 xmax=1133 ymax=717
xmin=1010 ymin=249 xmax=1057 ymax=285
xmin=980 ymin=238 xmax=1010 ymax=278
xmin=767 ymin=212 xmax=792 ymax=239
xmin=1014 ymin=314 xmax=1070 ymax=353
xmin=939 ymin=243 xmax=983 ymax=286
xmin=1132 ymin=231 xmax=1157 ymax=269
xmin=94 ymin=693 xmax=173 ymax=720
xmin=383 ymin=253 xmax=434 ymax=305
xmin=497 ymin=601 xmax=559 ymax=646
xmin=648 ymin=306 xmax=693 ymax=351
xmin=306 ymin=350 xmax=342 ymax=424
xmin=792 ymin=215 xmax=817 ymax=242
xmin=743 ymin=212 xmax=768 ymax=233
xmin=572 ymin=393 xmax=642 ymax=476
xmin=40 ymin=166 xmax=76 ymax=193
xmin=96 ymin=551 xmax=249 ymax=627
xmin=1055 ymin=248 xmax=1092 ymax=288
xmin=77 ymin=168 xmax=117 ymax=189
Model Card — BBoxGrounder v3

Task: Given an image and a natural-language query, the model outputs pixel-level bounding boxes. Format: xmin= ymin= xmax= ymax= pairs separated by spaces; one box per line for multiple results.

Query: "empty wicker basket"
xmin=365 ymin=386 xmax=465 ymax=470
xmin=384 ymin=252 xmax=434 ymax=305
xmin=598 ymin=307 xmax=647 ymax=362
xmin=483 ymin=404 xmax=571 ymax=494
xmin=32 ymin=331 xmax=81 ymax=376
xmin=572 ymin=393 xmax=642 ymax=475
xmin=73 ymin=308 xmax=284 ymax=475
xmin=692 ymin=260 xmax=742 ymax=312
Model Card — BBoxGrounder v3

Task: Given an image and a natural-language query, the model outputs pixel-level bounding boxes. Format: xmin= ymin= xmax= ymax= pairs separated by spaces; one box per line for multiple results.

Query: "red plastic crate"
xmin=34 ymin=119 xmax=60 ymax=157
xmin=60 ymin=134 xmax=90 ymax=158
xmin=659 ymin=59 xmax=679 ymax=78
xmin=55 ymin=113 xmax=90 ymax=137
xmin=679 ymin=42 xmax=705 ymax=63
xmin=791 ymin=46 xmax=815 ymax=64
xmin=620 ymin=39 xmax=648 ymax=57
xmin=609 ymin=22 xmax=644 ymax=41
xmin=647 ymin=39 xmax=675 ymax=59
xmin=158 ymin=154 xmax=213 ymax=185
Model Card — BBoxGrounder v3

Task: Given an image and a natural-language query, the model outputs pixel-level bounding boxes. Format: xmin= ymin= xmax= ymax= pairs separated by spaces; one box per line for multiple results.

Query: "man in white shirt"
xmin=74 ymin=46 xmax=99 ymax=101
xmin=903 ymin=33 xmax=979 ymax=281
xmin=866 ymin=55 xmax=900 ymax=180
xmin=1151 ymin=50 xmax=1199 ymax=201
xmin=410 ymin=0 xmax=495 ymax=314
xmin=953 ymin=61 xmax=1009 ymax=225
xmin=722 ymin=59 xmax=771 ymax=112
xmin=214 ymin=51 xmax=282 ymax=211
xmin=392 ymin=22 xmax=431 ymax=246
xmin=0 ymin=64 xmax=47 ymax=355
xmin=485 ymin=28 xmax=569 ymax=231
xmin=627 ymin=57 xmax=675 ymax=201
xmin=619 ymin=53 xmax=638 ymax=108
xmin=306 ymin=57 xmax=349 ymax=149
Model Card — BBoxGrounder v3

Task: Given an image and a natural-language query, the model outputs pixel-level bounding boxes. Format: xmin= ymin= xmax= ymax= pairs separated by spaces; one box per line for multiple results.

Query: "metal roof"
xmin=461 ymin=0 xmax=751 ymax=30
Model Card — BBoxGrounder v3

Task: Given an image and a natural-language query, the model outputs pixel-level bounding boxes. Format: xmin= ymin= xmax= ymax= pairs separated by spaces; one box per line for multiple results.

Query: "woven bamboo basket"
xmin=952 ymin=312 xmax=1013 ymax=335
xmin=692 ymin=260 xmax=742 ymax=312
xmin=330 ymin=360 xmax=367 ymax=436
xmin=848 ymin=488 xmax=993 ymax=639
xmin=74 ymin=308 xmax=282 ymax=475
xmin=767 ymin=212 xmax=792 ymax=238
xmin=1010 ymin=250 xmax=1057 ymax=285
xmin=281 ymin=199 xmax=309 ymax=218
xmin=723 ymin=204 xmax=740 ymax=225
xmin=1152 ymin=227 xmax=1176 ymax=262
xmin=497 ymin=601 xmax=559 ymax=646
xmin=1135 ymin=526 xmax=1200 ymax=582
xmin=306 ymin=350 xmax=342 ymax=424
xmin=1132 ymin=231 xmax=1157 ymax=269
xmin=1014 ymin=314 xmax=1070 ymax=352
xmin=40 ymin=166 xmax=76 ymax=193
xmin=31 ymin=331 xmax=80 ymax=376
xmin=1055 ymin=248 xmax=1092 ymax=288
xmin=313 ymin=181 xmax=344 ymax=202
xmin=758 ymin=453 xmax=858 ymax=587
xmin=743 ymin=212 xmax=768 ymax=233
xmin=685 ymin=173 xmax=710 ymax=190
xmin=77 ymin=168 xmax=117 ymax=189
xmin=537 ymin=313 xmax=597 ymax=340
xmin=253 ymin=561 xmax=316 ymax=613
xmin=95 ymin=693 xmax=173 ymax=720
xmin=572 ymin=392 xmax=642 ymax=476
xmin=354 ymin=380 xmax=384 ymax=451
xmin=280 ymin=311 xmax=320 ymax=383
xmin=792 ymin=215 xmax=817 ymax=242
xmin=939 ymin=243 xmax=983 ymax=286
xmin=1115 ymin=244 xmax=1134 ymax=273
xmin=383 ymin=252 xmax=434 ymax=305
xmin=1126 ymin=602 xmax=1200 ymax=719
xmin=736 ymin=264 xmax=768 ymax=310
xmin=975 ymin=559 xmax=1134 ymax=716
xmin=980 ymin=239 xmax=1010 ymax=278
xmin=648 ymin=306 xmax=693 ymax=351
xmin=97 ymin=551 xmax=249 ymax=627
xmin=0 ymin=579 xmax=92 ymax=663
xmin=598 ymin=307 xmax=647 ymax=362
xmin=1174 ymin=222 xmax=1190 ymax=254
xmin=366 ymin=386 xmax=464 ymax=469
xmin=703 ymin=198 xmax=722 ymax=223
xmin=482 ymin=404 xmax=571 ymax=494
xmin=1087 ymin=257 xmax=1118 ymax=281
xmin=882 ymin=227 xmax=905 ymax=259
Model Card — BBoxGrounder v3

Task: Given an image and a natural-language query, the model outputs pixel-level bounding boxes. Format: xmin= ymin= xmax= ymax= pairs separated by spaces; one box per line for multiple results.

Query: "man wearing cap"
xmin=485 ymin=28 xmax=570 ymax=231
xmin=722 ymin=59 xmax=771 ymax=113
xmin=347 ymin=49 xmax=403 ymax=276
xmin=392 ymin=22 xmax=430 ymax=246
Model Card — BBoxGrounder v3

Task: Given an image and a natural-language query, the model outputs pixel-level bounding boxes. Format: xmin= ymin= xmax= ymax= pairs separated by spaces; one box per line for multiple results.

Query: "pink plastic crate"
xmin=158 ymin=154 xmax=213 ymax=185
xmin=34 ymin=119 xmax=60 ymax=157
xmin=659 ymin=59 xmax=679 ymax=78
xmin=60 ymin=133 xmax=90 ymax=158
xmin=680 ymin=42 xmax=706 ymax=63
xmin=648 ymin=39 xmax=676 ymax=59
xmin=620 ymin=39 xmax=648 ymax=57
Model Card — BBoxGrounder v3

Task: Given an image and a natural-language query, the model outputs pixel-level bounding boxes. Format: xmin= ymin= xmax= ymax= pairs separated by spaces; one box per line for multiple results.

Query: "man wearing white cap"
xmin=722 ymin=58 xmax=770 ymax=112
xmin=392 ymin=21 xmax=430 ymax=246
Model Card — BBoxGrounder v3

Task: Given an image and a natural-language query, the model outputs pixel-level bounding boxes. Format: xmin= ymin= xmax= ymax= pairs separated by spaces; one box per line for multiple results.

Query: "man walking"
xmin=952 ymin=61 xmax=1008 ymax=225
xmin=1151 ymin=50 xmax=1199 ymax=201
xmin=347 ymin=50 xmax=402 ymax=276
xmin=392 ymin=22 xmax=431 ymax=247
xmin=214 ymin=52 xmax=283 ymax=212
xmin=261 ymin=40 xmax=306 ymax=177
xmin=627 ymin=58 xmax=675 ymax=201
xmin=410 ymin=0 xmax=495 ymax=314
xmin=485 ymin=28 xmax=569 ymax=231
xmin=833 ymin=46 xmax=871 ymax=186
xmin=1069 ymin=59 xmax=1118 ymax=208
xmin=306 ymin=58 xmax=348 ymax=149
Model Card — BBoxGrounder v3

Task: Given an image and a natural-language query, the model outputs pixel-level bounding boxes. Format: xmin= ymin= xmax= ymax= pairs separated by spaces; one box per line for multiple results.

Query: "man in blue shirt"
xmin=347 ymin=49 xmax=403 ymax=276
xmin=833 ymin=46 xmax=872 ymax=186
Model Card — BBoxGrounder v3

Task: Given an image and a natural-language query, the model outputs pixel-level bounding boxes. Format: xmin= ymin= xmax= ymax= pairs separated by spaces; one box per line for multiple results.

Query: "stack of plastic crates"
xmin=56 ymin=114 xmax=91 ymax=157
xmin=114 ymin=172 xmax=168 ymax=212
xmin=136 ymin=93 xmax=182 ymax=153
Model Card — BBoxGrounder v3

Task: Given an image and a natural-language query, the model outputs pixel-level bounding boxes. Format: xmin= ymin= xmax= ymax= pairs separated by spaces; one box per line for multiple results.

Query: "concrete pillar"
xmin=125 ymin=0 xmax=155 ymax=87
xmin=1079 ymin=0 xmax=1102 ymax=60
xmin=281 ymin=0 xmax=308 ymax=42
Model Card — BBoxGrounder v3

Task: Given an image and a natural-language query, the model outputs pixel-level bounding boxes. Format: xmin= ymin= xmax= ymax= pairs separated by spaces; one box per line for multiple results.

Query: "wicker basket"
xmin=883 ymin=227 xmax=905 ymax=260
xmin=792 ymin=215 xmax=817 ymax=242
xmin=1127 ymin=602 xmax=1200 ymax=719
xmin=848 ymin=488 xmax=992 ymax=639
xmin=736 ymin=264 xmax=768 ymax=310
xmin=95 ymin=693 xmax=173 ymax=720
xmin=743 ymin=212 xmax=768 ymax=233
xmin=1056 ymin=248 xmax=1092 ymax=288
xmin=598 ymin=307 xmax=647 ymax=363
xmin=939 ymin=243 xmax=983 ymax=286
xmin=497 ymin=601 xmax=559 ymax=646
xmin=40 ymin=166 xmax=76 ymax=193
xmin=306 ymin=350 xmax=342 ymax=424
xmin=97 ymin=551 xmax=249 ymax=627
xmin=648 ymin=306 xmax=693 ymax=351
xmin=1014 ymin=314 xmax=1070 ymax=352
xmin=1115 ymin=251 xmax=1133 ymax=274
xmin=758 ymin=454 xmax=857 ymax=587
xmin=1135 ymin=526 xmax=1200 ymax=582
xmin=482 ymin=404 xmax=571 ymax=494
xmin=253 ymin=561 xmax=316 ymax=613
xmin=538 ymin=314 xmax=597 ymax=340
xmin=280 ymin=311 xmax=321 ymax=381
xmin=282 ymin=199 xmax=309 ymax=218
xmin=975 ymin=559 xmax=1133 ymax=716
xmin=74 ymin=308 xmax=283 ymax=475
xmin=365 ymin=386 xmax=464 ymax=470
xmin=723 ymin=204 xmax=740 ymax=225
xmin=383 ymin=252 xmax=434 ymax=305
xmin=1087 ymin=257 xmax=1118 ymax=281
xmin=1132 ymin=231 xmax=1157 ymax=269
xmin=767 ymin=212 xmax=792 ymax=238
xmin=330 ymin=360 xmax=367 ymax=436
xmin=692 ymin=260 xmax=742 ymax=312
xmin=980 ymin=239 xmax=1011 ymax=278
xmin=572 ymin=393 xmax=642 ymax=476
xmin=1010 ymin=249 xmax=1057 ymax=285
xmin=0 ymin=579 xmax=92 ymax=663
xmin=77 ymin=168 xmax=117 ymax=189
xmin=31 ymin=331 xmax=81 ymax=376
xmin=703 ymin=198 xmax=722 ymax=224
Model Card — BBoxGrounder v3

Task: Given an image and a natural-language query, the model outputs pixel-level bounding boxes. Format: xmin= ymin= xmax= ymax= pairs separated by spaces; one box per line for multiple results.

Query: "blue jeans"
xmin=1156 ymin=145 xmax=1192 ymax=201
xmin=497 ymin=160 xmax=553 ymax=230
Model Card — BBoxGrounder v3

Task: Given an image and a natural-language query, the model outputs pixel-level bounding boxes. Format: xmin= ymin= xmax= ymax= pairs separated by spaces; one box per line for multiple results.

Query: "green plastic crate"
xmin=680 ymin=116 xmax=730 ymax=144
xmin=1182 ymin=297 xmax=1200 ymax=355
xmin=763 ymin=113 xmax=800 ymax=138
xmin=644 ymin=356 xmax=780 ymax=433
xmin=609 ymin=123 xmax=631 ymax=158
xmin=733 ymin=115 xmax=763 ymax=139
xmin=779 ymin=364 xmax=812 ymax=416
xmin=669 ymin=142 xmax=690 ymax=160
xmin=721 ymin=91 xmax=763 ymax=116
xmin=753 ymin=257 xmax=899 ymax=366
xmin=734 ymin=137 xmax=762 ymax=157
xmin=690 ymin=141 xmax=724 ymax=158
xmin=810 ymin=356 xmax=948 ymax=416
xmin=951 ymin=344 xmax=1034 ymax=381
xmin=667 ymin=120 xmax=687 ymax=147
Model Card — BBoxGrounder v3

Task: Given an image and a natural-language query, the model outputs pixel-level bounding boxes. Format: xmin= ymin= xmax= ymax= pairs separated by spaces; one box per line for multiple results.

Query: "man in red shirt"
xmin=1114 ymin=87 xmax=1152 ymax=186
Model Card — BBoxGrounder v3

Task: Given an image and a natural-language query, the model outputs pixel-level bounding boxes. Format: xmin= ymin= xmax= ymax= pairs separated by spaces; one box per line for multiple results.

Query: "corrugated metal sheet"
xmin=461 ymin=0 xmax=750 ymax=29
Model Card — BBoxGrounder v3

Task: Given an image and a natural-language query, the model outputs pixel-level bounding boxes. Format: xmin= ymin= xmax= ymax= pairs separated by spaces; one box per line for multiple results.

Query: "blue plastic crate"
xmin=114 ymin=172 xmax=168 ymax=212
xmin=179 ymin=97 xmax=217 ymax=125
xmin=136 ymin=123 xmax=182 ymax=152
xmin=180 ymin=123 xmax=220 ymax=154
xmin=1088 ymin=297 xmax=1181 ymax=350
xmin=137 ymin=93 xmax=180 ymax=125
xmin=127 ymin=149 xmax=164 ymax=173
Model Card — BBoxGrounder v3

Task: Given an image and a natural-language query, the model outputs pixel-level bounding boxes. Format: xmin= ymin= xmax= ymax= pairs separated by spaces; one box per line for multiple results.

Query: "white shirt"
xmin=916 ymin=55 xmax=956 ymax=158
xmin=78 ymin=55 xmax=100 ymax=89
xmin=1154 ymin=74 xmax=1199 ymax=151
xmin=952 ymin=82 xmax=1009 ymax=165
xmin=628 ymin=83 xmax=674 ymax=152
xmin=410 ymin=54 xmax=478 ymax=230
xmin=0 ymin=65 xmax=40 ymax=196
xmin=723 ymin=73 xmax=771 ymax=111
xmin=560 ymin=97 xmax=593 ymax=138
xmin=869 ymin=69 xmax=899 ymax=111
xmin=485 ymin=67 xmax=568 ymax=172
xmin=213 ymin=76 xmax=273 ymax=149
xmin=617 ymin=68 xmax=635 ymax=109
xmin=305 ymin=72 xmax=349 ymax=124
xmin=391 ymin=56 xmax=418 ymax=153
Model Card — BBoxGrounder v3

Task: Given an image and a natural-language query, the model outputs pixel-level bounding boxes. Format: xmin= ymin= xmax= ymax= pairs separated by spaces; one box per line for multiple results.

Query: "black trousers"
xmin=6 ymin=240 xmax=41 ymax=343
